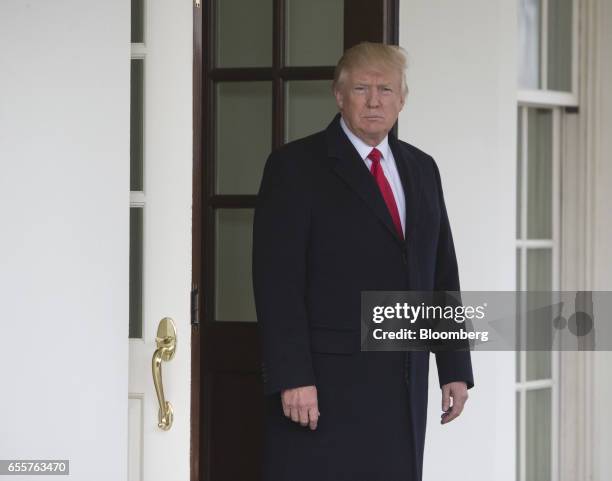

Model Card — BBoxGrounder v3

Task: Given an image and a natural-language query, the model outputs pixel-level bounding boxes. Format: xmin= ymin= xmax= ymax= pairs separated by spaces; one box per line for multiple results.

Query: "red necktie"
xmin=368 ymin=148 xmax=404 ymax=240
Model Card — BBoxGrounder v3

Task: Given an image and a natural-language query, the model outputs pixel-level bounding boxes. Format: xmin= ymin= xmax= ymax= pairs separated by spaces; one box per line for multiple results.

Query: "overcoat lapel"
xmin=389 ymin=130 xmax=422 ymax=244
xmin=326 ymin=115 xmax=402 ymax=246
xmin=326 ymin=114 xmax=422 ymax=247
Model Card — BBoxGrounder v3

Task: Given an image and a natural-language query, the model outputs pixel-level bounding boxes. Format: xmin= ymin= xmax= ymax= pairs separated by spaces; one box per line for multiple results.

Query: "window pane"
xmin=129 ymin=207 xmax=143 ymax=338
xmin=517 ymin=107 xmax=523 ymax=238
xmin=131 ymin=59 xmax=144 ymax=191
xmin=526 ymin=248 xmax=552 ymax=380
xmin=516 ymin=248 xmax=522 ymax=382
xmin=216 ymin=0 xmax=272 ymax=67
xmin=527 ymin=108 xmax=552 ymax=239
xmin=527 ymin=351 xmax=551 ymax=380
xmin=215 ymin=209 xmax=256 ymax=322
xmin=526 ymin=389 xmax=552 ymax=481
xmin=517 ymin=248 xmax=522 ymax=289
xmin=516 ymin=391 xmax=521 ymax=481
xmin=548 ymin=0 xmax=573 ymax=92
xmin=131 ymin=0 xmax=144 ymax=43
xmin=518 ymin=0 xmax=541 ymax=89
xmin=285 ymin=0 xmax=344 ymax=66
xmin=216 ymin=82 xmax=272 ymax=194
xmin=285 ymin=80 xmax=338 ymax=142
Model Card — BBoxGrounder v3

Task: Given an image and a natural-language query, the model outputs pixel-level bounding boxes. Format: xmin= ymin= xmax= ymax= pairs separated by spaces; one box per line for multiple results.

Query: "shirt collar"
xmin=340 ymin=115 xmax=390 ymax=162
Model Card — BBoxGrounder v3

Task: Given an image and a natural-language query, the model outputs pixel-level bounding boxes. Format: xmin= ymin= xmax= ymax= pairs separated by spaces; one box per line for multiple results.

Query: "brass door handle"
xmin=152 ymin=317 xmax=177 ymax=430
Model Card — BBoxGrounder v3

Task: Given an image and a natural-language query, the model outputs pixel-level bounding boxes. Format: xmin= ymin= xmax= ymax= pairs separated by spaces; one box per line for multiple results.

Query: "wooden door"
xmin=192 ymin=1 xmax=399 ymax=480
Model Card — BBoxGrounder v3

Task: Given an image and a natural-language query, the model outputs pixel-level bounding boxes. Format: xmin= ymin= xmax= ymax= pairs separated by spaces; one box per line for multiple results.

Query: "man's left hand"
xmin=440 ymin=381 xmax=468 ymax=425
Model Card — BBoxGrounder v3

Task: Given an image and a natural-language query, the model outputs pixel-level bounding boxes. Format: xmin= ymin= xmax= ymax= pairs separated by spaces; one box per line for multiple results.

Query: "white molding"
xmin=551 ymin=106 xmax=562 ymax=481
xmin=128 ymin=394 xmax=144 ymax=481
xmin=517 ymin=89 xmax=578 ymax=107
xmin=516 ymin=239 xmax=554 ymax=248
xmin=552 ymin=108 xmax=561 ymax=292
xmin=576 ymin=1 xmax=598 ymax=478
xmin=580 ymin=2 xmax=598 ymax=481
xmin=516 ymin=378 xmax=554 ymax=390
xmin=130 ymin=191 xmax=146 ymax=207
xmin=557 ymin=0 xmax=599 ymax=480
xmin=519 ymin=386 xmax=526 ymax=481
xmin=552 ymin=344 xmax=560 ymax=481
xmin=131 ymin=43 xmax=148 ymax=58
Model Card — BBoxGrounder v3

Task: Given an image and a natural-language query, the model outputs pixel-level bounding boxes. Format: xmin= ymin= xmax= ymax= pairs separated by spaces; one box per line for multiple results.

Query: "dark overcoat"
xmin=252 ymin=113 xmax=474 ymax=481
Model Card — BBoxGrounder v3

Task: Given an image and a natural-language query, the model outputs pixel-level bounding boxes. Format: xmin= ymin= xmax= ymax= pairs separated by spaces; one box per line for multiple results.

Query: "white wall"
xmin=399 ymin=1 xmax=517 ymax=480
xmin=0 ymin=1 xmax=129 ymax=480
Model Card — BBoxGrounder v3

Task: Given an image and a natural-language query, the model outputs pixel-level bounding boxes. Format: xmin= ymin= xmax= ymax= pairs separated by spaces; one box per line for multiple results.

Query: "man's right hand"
xmin=281 ymin=385 xmax=319 ymax=430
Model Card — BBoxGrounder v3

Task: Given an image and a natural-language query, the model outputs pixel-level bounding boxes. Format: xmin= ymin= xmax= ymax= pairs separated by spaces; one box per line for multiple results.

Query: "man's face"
xmin=334 ymin=65 xmax=406 ymax=146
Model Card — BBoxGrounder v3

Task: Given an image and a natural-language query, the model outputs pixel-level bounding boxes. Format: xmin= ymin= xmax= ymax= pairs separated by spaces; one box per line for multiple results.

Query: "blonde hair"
xmin=333 ymin=42 xmax=409 ymax=96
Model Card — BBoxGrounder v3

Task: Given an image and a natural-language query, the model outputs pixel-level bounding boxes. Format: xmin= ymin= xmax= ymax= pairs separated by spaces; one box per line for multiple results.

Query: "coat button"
xmin=402 ymin=250 xmax=408 ymax=265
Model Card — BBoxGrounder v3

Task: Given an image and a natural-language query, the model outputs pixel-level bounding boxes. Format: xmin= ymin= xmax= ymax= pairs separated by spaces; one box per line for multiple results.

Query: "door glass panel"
xmin=285 ymin=0 xmax=344 ymax=66
xmin=131 ymin=59 xmax=144 ymax=191
xmin=527 ymin=108 xmax=552 ymax=239
xmin=285 ymin=80 xmax=338 ymax=142
xmin=129 ymin=207 xmax=143 ymax=338
xmin=526 ymin=388 xmax=552 ymax=481
xmin=131 ymin=0 xmax=144 ymax=43
xmin=518 ymin=0 xmax=541 ymax=89
xmin=216 ymin=0 xmax=272 ymax=67
xmin=548 ymin=0 xmax=573 ymax=92
xmin=215 ymin=209 xmax=256 ymax=322
xmin=216 ymin=82 xmax=272 ymax=194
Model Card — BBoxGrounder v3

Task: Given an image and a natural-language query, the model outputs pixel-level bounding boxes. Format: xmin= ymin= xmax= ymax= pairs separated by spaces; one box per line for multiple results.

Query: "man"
xmin=253 ymin=42 xmax=474 ymax=481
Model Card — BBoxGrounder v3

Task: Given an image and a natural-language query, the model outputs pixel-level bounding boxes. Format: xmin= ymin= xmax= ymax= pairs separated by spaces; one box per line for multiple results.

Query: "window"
xmin=516 ymin=1 xmax=578 ymax=480
xmin=518 ymin=0 xmax=578 ymax=105
xmin=515 ymin=105 xmax=561 ymax=481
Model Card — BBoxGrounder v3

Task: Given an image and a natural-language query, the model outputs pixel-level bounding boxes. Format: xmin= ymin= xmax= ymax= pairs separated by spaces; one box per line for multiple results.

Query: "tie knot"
xmin=368 ymin=148 xmax=382 ymax=164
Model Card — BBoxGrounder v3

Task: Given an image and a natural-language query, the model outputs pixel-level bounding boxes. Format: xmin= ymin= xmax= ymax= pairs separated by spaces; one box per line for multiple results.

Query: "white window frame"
xmin=515 ymin=104 xmax=562 ymax=481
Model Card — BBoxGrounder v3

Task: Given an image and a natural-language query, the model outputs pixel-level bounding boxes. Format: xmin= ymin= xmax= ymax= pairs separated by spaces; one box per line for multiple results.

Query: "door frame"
xmin=190 ymin=1 xmax=400 ymax=479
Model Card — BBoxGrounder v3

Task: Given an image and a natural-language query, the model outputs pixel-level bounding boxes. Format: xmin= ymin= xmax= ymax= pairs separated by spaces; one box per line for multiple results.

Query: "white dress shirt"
xmin=339 ymin=116 xmax=406 ymax=235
